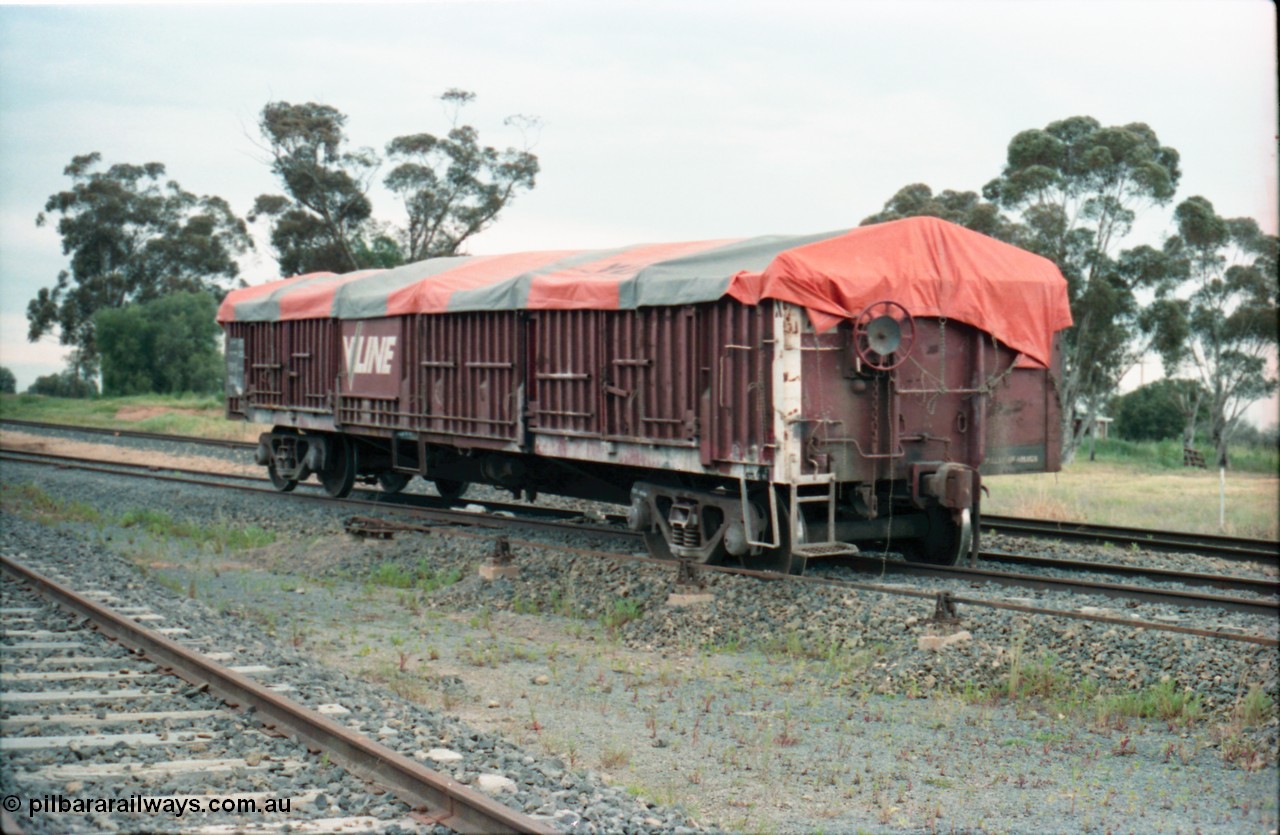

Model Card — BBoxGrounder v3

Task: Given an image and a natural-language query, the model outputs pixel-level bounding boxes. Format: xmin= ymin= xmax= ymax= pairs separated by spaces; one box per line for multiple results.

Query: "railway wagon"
xmin=219 ymin=216 xmax=1072 ymax=571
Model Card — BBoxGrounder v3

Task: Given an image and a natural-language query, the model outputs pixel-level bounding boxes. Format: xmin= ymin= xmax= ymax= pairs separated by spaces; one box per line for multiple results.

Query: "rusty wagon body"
xmin=220 ymin=217 xmax=1072 ymax=570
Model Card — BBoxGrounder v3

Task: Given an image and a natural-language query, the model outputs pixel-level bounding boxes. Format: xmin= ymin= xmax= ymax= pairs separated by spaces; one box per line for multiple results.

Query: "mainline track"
xmin=0 ymin=555 xmax=555 ymax=835
xmin=2 ymin=445 xmax=1277 ymax=644
xmin=978 ymin=550 xmax=1278 ymax=596
xmin=0 ymin=417 xmax=255 ymax=450
xmin=840 ymin=554 xmax=1276 ymax=617
xmin=982 ymin=514 xmax=1279 ymax=564
xmin=5 ymin=417 xmax=1278 ymax=563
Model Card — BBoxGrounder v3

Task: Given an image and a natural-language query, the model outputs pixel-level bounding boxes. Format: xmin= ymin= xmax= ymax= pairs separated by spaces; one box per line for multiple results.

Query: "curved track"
xmin=0 ymin=555 xmax=553 ymax=835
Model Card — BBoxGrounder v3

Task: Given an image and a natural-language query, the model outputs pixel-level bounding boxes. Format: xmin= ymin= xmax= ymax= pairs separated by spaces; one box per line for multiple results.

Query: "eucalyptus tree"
xmin=1145 ymin=197 xmax=1279 ymax=467
xmin=385 ymin=89 xmax=539 ymax=260
xmin=252 ymin=91 xmax=539 ymax=275
xmin=29 ymin=153 xmax=251 ymax=378
xmin=861 ymin=183 xmax=1017 ymax=240
xmin=251 ymin=101 xmax=379 ymax=275
xmin=95 ymin=291 xmax=224 ymax=396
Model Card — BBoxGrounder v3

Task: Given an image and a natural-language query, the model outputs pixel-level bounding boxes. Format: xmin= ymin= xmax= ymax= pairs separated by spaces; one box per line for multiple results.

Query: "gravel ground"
xmin=1 ymin=434 xmax=1278 ymax=833
xmin=0 ymin=466 xmax=706 ymax=834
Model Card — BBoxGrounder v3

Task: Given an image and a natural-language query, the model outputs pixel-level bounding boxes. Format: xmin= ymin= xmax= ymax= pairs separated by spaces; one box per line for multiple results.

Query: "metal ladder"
xmin=789 ymin=475 xmax=860 ymax=559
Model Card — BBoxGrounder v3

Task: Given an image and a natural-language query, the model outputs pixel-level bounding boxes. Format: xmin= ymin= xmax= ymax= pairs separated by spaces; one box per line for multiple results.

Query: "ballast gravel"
xmin=1 ymin=449 xmax=1277 ymax=833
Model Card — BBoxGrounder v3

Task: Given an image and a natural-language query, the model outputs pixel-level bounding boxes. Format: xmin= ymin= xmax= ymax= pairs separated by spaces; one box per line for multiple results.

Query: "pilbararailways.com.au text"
xmin=11 ymin=793 xmax=293 ymax=817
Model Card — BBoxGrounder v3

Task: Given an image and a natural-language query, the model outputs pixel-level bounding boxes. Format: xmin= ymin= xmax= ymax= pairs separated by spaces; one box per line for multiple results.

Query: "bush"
xmin=27 ymin=370 xmax=98 ymax=398
xmin=1112 ymin=379 xmax=1204 ymax=442
xmin=1091 ymin=436 xmax=1278 ymax=474
xmin=96 ymin=291 xmax=223 ymax=396
xmin=0 ymin=366 xmax=15 ymax=394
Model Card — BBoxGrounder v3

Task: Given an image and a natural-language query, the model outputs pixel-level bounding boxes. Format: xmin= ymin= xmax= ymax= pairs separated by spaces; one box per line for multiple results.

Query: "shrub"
xmin=27 ymin=369 xmax=98 ymax=398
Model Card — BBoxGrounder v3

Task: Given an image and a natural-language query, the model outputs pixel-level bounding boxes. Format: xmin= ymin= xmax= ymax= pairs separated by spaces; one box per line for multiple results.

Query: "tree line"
xmin=19 ymin=91 xmax=538 ymax=396
xmin=16 ymin=111 xmax=1278 ymax=468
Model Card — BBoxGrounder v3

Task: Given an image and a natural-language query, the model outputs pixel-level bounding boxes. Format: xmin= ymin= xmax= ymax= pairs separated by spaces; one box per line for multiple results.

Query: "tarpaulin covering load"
xmin=218 ymin=216 xmax=1072 ymax=367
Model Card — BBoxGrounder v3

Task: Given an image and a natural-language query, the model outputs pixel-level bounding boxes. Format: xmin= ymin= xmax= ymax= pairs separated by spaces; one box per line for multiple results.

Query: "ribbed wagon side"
xmin=225 ymin=298 xmax=779 ymax=503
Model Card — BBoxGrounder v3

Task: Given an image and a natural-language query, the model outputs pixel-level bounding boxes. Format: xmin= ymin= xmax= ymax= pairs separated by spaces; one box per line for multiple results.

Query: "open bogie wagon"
xmin=221 ymin=217 xmax=1072 ymax=570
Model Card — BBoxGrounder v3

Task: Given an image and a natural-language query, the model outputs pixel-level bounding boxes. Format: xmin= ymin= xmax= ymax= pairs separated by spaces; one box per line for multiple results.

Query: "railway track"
xmin=0 ymin=554 xmax=553 ymax=834
xmin=0 ymin=418 xmax=255 ymax=451
xmin=342 ymin=515 xmax=1278 ymax=648
xmin=6 ymin=418 xmax=1277 ymax=564
xmin=2 ymin=441 xmax=1277 ymax=641
xmin=983 ymin=514 xmax=1279 ymax=564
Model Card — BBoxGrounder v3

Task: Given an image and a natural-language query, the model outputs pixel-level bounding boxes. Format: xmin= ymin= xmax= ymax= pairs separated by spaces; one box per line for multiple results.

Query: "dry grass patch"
xmin=984 ymin=462 xmax=1279 ymax=539
xmin=0 ymin=429 xmax=262 ymax=478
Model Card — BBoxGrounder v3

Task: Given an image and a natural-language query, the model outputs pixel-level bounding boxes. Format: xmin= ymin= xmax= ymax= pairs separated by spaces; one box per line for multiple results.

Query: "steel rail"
xmin=978 ymin=550 xmax=1278 ymax=595
xmin=0 ymin=555 xmax=555 ymax=835
xmin=0 ymin=444 xmax=627 ymax=525
xmin=982 ymin=514 xmax=1279 ymax=564
xmin=0 ymin=417 xmax=255 ymax=450
xmin=5 ymin=449 xmax=1276 ymax=642
xmin=841 ymin=555 xmax=1277 ymax=617
xmin=0 ymin=451 xmax=631 ymax=540
xmin=0 ymin=446 xmax=264 ymax=481
xmin=9 ymin=418 xmax=1277 ymax=561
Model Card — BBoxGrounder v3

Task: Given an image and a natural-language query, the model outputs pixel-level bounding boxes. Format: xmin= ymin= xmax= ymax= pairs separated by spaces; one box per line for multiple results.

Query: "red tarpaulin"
xmin=219 ymin=217 xmax=1071 ymax=367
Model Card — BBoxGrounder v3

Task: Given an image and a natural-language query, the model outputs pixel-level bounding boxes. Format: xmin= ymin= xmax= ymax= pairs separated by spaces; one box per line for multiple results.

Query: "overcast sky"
xmin=1 ymin=0 xmax=1276 ymax=422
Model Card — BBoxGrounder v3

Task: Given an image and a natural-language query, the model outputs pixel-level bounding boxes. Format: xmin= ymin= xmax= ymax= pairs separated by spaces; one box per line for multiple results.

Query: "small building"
xmin=1072 ymin=413 xmax=1113 ymax=440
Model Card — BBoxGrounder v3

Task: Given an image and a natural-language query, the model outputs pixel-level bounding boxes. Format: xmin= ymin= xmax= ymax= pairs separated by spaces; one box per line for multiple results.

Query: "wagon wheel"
xmin=900 ymin=504 xmax=971 ymax=566
xmin=320 ymin=437 xmax=356 ymax=499
xmin=853 ymin=300 xmax=915 ymax=372
xmin=433 ymin=478 xmax=470 ymax=501
xmin=267 ymin=460 xmax=298 ymax=493
xmin=377 ymin=471 xmax=412 ymax=495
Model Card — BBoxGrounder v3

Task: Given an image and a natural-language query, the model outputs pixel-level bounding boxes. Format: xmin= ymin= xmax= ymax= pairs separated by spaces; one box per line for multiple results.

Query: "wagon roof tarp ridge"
xmin=218 ymin=216 xmax=1072 ymax=367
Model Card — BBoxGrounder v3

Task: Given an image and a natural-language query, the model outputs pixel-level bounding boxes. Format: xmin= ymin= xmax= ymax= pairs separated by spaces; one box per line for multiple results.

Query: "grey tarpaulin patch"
xmin=331 ymin=257 xmax=474 ymax=319
xmin=620 ymin=231 xmax=847 ymax=308
xmin=230 ymin=272 xmax=338 ymax=322
xmin=445 ymin=247 xmax=636 ymax=312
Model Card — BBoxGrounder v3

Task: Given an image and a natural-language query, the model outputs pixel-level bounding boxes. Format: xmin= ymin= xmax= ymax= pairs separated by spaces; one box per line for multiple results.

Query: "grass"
xmin=1 ymin=483 xmax=102 ymax=525
xmin=985 ymin=446 xmax=1279 ymax=539
xmin=119 ymin=508 xmax=275 ymax=551
xmin=600 ymin=742 xmax=632 ymax=770
xmin=368 ymin=558 xmax=462 ymax=593
xmin=1233 ymin=684 xmax=1277 ymax=726
xmin=1093 ymin=680 xmax=1206 ymax=729
xmin=0 ymin=392 xmax=259 ymax=441
xmin=998 ymin=651 xmax=1212 ymax=730
xmin=600 ymin=597 xmax=643 ymax=631
xmin=1089 ymin=436 xmax=1278 ymax=475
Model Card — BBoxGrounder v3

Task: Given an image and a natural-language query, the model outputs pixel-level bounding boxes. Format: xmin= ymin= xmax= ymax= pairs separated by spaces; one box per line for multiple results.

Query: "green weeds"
xmin=1233 ymin=684 xmax=1276 ymax=725
xmin=368 ymin=559 xmax=462 ymax=593
xmin=0 ymin=392 xmax=252 ymax=441
xmin=118 ymin=508 xmax=274 ymax=551
xmin=2 ymin=483 xmax=102 ymax=525
xmin=600 ymin=597 xmax=643 ymax=631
